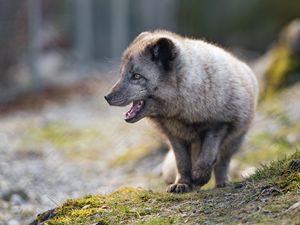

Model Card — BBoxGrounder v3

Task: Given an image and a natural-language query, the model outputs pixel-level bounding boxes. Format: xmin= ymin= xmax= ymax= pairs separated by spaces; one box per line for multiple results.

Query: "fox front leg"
xmin=166 ymin=136 xmax=193 ymax=193
xmin=192 ymin=125 xmax=228 ymax=186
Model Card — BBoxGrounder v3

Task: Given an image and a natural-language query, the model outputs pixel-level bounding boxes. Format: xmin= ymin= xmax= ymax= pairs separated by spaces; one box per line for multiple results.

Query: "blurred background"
xmin=0 ymin=0 xmax=300 ymax=224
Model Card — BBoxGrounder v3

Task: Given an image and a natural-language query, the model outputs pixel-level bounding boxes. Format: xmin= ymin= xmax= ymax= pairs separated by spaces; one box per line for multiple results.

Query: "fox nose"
xmin=104 ymin=95 xmax=111 ymax=104
xmin=104 ymin=94 xmax=116 ymax=106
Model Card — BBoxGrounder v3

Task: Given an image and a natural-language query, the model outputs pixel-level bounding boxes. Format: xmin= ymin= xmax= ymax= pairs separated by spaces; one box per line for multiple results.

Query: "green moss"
xmin=249 ymin=151 xmax=300 ymax=193
xmin=263 ymin=45 xmax=300 ymax=99
xmin=235 ymin=105 xmax=300 ymax=176
xmin=258 ymin=97 xmax=289 ymax=123
xmin=110 ymin=144 xmax=153 ymax=166
xmin=110 ymin=144 xmax=154 ymax=166
xmin=20 ymin=122 xmax=110 ymax=160
xmin=275 ymin=158 xmax=300 ymax=192
xmin=235 ymin=132 xmax=294 ymax=175
xmin=138 ymin=217 xmax=177 ymax=225
xmin=277 ymin=173 xmax=300 ymax=192
xmin=32 ymin=153 xmax=300 ymax=225
xmin=33 ymin=123 xmax=101 ymax=149
xmin=41 ymin=187 xmax=199 ymax=225
xmin=249 ymin=151 xmax=299 ymax=181
xmin=264 ymin=46 xmax=292 ymax=98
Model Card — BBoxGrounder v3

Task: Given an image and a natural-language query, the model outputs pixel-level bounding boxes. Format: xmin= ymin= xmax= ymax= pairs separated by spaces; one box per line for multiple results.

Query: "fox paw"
xmin=192 ymin=168 xmax=211 ymax=186
xmin=167 ymin=183 xmax=192 ymax=193
xmin=215 ymin=181 xmax=229 ymax=188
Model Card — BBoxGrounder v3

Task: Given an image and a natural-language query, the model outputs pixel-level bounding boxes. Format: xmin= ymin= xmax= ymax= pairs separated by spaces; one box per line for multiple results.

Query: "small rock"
xmin=10 ymin=194 xmax=25 ymax=205
xmin=286 ymin=134 xmax=300 ymax=144
xmin=82 ymin=204 xmax=91 ymax=209
xmin=262 ymin=209 xmax=271 ymax=214
xmin=288 ymin=201 xmax=300 ymax=211
xmin=260 ymin=197 xmax=269 ymax=203
xmin=144 ymin=207 xmax=151 ymax=213
xmin=233 ymin=182 xmax=244 ymax=189
xmin=11 ymin=205 xmax=22 ymax=214
xmin=20 ymin=204 xmax=35 ymax=217
xmin=240 ymin=166 xmax=256 ymax=178
xmin=2 ymin=189 xmax=28 ymax=202
xmin=8 ymin=220 xmax=20 ymax=225
xmin=0 ymin=199 xmax=9 ymax=208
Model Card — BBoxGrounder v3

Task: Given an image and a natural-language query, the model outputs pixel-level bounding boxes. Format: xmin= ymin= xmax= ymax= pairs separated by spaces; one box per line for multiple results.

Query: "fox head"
xmin=105 ymin=31 xmax=182 ymax=123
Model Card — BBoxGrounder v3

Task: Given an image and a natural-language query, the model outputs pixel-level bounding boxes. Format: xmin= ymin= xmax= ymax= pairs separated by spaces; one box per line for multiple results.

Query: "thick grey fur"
xmin=105 ymin=30 xmax=258 ymax=193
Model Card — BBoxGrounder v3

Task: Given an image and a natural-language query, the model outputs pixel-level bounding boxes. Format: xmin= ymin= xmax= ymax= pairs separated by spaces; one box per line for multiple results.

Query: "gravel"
xmin=0 ymin=89 xmax=163 ymax=225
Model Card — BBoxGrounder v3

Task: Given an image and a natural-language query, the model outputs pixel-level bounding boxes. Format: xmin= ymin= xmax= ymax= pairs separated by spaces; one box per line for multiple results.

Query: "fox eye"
xmin=131 ymin=73 xmax=142 ymax=80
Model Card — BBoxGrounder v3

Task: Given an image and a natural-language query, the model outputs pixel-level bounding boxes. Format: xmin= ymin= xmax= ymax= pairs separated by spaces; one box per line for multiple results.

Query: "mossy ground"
xmin=32 ymin=151 xmax=300 ymax=225
xmin=262 ymin=24 xmax=300 ymax=99
xmin=20 ymin=57 xmax=300 ymax=224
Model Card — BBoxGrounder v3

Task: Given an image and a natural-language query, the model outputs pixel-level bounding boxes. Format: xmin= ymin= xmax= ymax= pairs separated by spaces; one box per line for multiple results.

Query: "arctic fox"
xmin=105 ymin=30 xmax=258 ymax=193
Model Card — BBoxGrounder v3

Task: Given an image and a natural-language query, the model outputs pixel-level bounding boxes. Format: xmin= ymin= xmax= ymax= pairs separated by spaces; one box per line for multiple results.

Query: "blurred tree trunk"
xmin=110 ymin=0 xmax=129 ymax=60
xmin=0 ymin=1 xmax=27 ymax=87
xmin=75 ymin=0 xmax=93 ymax=66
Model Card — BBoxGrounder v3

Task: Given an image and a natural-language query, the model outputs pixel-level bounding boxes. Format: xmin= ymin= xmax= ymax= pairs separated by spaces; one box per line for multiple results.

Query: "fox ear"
xmin=150 ymin=37 xmax=177 ymax=71
xmin=133 ymin=31 xmax=150 ymax=43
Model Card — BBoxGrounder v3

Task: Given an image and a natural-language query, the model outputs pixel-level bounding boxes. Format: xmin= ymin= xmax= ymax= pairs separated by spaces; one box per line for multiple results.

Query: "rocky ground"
xmin=29 ymin=151 xmax=300 ymax=225
xmin=0 ymin=76 xmax=299 ymax=225
xmin=0 ymin=80 xmax=166 ymax=225
xmin=1 ymin=37 xmax=300 ymax=224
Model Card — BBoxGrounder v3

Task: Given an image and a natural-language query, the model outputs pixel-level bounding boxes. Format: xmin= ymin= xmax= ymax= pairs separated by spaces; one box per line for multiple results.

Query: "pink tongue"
xmin=125 ymin=100 xmax=144 ymax=119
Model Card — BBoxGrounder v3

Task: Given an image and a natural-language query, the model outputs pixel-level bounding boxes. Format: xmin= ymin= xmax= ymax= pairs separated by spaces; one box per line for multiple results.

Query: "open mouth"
xmin=124 ymin=100 xmax=145 ymax=121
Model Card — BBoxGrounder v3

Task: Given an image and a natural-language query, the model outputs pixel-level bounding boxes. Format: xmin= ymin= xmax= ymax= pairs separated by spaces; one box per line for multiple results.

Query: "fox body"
xmin=105 ymin=30 xmax=258 ymax=193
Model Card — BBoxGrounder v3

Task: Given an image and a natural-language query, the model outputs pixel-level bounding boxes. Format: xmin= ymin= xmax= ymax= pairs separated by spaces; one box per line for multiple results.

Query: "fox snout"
xmin=104 ymin=93 xmax=121 ymax=106
xmin=105 ymin=79 xmax=128 ymax=106
xmin=104 ymin=90 xmax=130 ymax=106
